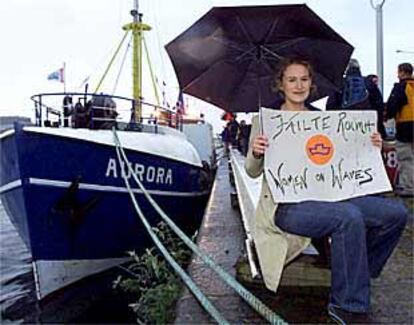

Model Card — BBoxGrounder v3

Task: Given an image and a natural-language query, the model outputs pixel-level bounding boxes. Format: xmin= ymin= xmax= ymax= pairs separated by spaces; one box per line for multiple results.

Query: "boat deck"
xmin=174 ymin=149 xmax=414 ymax=324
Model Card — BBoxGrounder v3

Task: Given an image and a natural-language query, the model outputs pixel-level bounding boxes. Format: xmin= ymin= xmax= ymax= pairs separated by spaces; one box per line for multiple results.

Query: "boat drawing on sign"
xmin=0 ymin=2 xmax=214 ymax=300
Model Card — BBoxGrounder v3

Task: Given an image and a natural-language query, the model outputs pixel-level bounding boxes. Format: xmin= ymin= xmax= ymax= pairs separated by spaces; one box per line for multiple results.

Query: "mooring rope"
xmin=114 ymin=134 xmax=229 ymax=325
xmin=113 ymin=128 xmax=287 ymax=325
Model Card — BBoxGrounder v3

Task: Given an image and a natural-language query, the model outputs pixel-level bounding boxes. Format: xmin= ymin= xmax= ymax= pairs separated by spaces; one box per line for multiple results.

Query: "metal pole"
xmin=376 ymin=4 xmax=384 ymax=93
xmin=64 ymin=62 xmax=66 ymax=93
xmin=370 ymin=0 xmax=386 ymax=94
xmin=124 ymin=0 xmax=151 ymax=122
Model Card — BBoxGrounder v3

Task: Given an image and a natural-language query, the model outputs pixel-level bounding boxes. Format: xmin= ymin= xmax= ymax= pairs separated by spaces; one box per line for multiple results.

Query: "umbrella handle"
xmin=256 ymin=76 xmax=263 ymax=134
xmin=259 ymin=107 xmax=264 ymax=135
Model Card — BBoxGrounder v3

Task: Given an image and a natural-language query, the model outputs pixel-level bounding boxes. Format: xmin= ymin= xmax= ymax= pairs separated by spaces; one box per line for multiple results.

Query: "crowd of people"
xmin=62 ymin=95 xmax=118 ymax=129
xmin=326 ymin=58 xmax=386 ymax=138
xmin=325 ymin=59 xmax=413 ymax=197
xmin=221 ymin=113 xmax=252 ymax=156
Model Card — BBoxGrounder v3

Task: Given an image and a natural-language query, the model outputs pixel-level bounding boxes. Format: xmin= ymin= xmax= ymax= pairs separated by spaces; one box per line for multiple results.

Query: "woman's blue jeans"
xmin=275 ymin=195 xmax=408 ymax=313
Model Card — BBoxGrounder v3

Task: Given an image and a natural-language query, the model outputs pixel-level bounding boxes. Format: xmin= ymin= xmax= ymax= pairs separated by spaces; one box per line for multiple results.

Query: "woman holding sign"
xmin=245 ymin=58 xmax=408 ymax=324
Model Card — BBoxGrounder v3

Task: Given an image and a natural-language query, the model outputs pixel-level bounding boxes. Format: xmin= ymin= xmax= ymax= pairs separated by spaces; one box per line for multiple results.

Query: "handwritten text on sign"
xmin=262 ymin=109 xmax=392 ymax=202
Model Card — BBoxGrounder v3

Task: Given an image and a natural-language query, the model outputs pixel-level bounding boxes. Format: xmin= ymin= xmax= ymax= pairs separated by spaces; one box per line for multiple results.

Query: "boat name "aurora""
xmin=105 ymin=158 xmax=173 ymax=185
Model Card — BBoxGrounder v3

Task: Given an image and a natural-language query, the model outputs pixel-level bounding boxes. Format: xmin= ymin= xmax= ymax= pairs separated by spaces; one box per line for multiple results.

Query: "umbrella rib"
xmin=261 ymin=45 xmax=284 ymax=61
xmin=210 ymin=35 xmax=254 ymax=62
xmin=258 ymin=49 xmax=280 ymax=75
xmin=260 ymin=38 xmax=308 ymax=65
xmin=181 ymin=57 xmax=231 ymax=92
xmin=209 ymin=35 xmax=256 ymax=62
xmin=262 ymin=9 xmax=302 ymax=44
xmin=234 ymin=46 xmax=257 ymax=63
xmin=274 ymin=37 xmax=308 ymax=51
xmin=183 ymin=55 xmax=255 ymax=108
xmin=181 ymin=32 xmax=257 ymax=91
xmin=262 ymin=18 xmax=280 ymax=44
xmin=235 ymin=14 xmax=253 ymax=43
xmin=262 ymin=43 xmax=334 ymax=86
xmin=262 ymin=37 xmax=308 ymax=56
xmin=227 ymin=59 xmax=260 ymax=110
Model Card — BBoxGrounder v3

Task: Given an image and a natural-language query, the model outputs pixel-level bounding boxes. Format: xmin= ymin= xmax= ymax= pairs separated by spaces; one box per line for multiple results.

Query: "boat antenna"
xmin=123 ymin=0 xmax=151 ymax=122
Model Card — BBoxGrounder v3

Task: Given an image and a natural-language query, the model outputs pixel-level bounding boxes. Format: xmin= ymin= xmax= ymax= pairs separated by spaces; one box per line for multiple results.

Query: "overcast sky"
xmin=0 ymin=0 xmax=412 ymax=132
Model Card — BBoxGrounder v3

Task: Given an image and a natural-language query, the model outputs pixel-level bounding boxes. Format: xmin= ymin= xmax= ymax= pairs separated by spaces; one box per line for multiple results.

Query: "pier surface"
xmin=174 ymin=150 xmax=414 ymax=324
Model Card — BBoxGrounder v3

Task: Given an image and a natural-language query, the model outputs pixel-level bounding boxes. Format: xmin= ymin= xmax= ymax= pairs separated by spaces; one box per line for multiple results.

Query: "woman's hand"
xmin=252 ymin=134 xmax=269 ymax=158
xmin=370 ymin=132 xmax=383 ymax=148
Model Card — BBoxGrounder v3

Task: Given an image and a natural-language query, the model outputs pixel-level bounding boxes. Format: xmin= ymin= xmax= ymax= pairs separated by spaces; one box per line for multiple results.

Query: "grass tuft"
xmin=113 ymin=222 xmax=195 ymax=324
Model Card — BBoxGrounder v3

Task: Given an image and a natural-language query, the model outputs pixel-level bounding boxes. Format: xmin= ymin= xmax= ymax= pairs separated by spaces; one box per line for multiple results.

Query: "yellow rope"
xmin=94 ymin=30 xmax=130 ymax=93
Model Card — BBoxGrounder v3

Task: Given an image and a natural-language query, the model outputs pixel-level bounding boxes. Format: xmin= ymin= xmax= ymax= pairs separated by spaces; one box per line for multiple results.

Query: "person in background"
xmin=246 ymin=57 xmax=408 ymax=324
xmin=227 ymin=114 xmax=240 ymax=147
xmin=386 ymin=62 xmax=414 ymax=197
xmin=327 ymin=59 xmax=386 ymax=138
xmin=199 ymin=113 xmax=205 ymax=124
xmin=366 ymin=74 xmax=379 ymax=87
xmin=72 ymin=100 xmax=89 ymax=128
xmin=221 ymin=123 xmax=231 ymax=156
xmin=62 ymin=95 xmax=73 ymax=127
xmin=237 ymin=120 xmax=251 ymax=156
xmin=365 ymin=73 xmax=386 ymax=138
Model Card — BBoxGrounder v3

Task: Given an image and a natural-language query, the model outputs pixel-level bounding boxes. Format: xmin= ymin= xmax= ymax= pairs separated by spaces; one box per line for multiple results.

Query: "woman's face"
xmin=280 ymin=64 xmax=312 ymax=106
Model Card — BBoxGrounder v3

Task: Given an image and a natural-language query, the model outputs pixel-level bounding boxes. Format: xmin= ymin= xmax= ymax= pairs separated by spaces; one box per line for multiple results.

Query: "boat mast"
xmin=123 ymin=0 xmax=151 ymax=122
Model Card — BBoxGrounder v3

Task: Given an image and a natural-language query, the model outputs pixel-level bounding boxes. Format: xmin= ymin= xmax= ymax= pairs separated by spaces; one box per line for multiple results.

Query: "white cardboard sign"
xmin=262 ymin=108 xmax=392 ymax=202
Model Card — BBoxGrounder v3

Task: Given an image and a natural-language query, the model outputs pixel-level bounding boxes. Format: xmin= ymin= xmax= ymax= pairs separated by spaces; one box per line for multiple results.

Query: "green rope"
xmin=114 ymin=140 xmax=230 ymax=325
xmin=113 ymin=129 xmax=287 ymax=325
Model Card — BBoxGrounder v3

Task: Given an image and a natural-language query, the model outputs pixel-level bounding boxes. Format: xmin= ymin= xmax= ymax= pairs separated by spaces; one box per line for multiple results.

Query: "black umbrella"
xmin=165 ymin=4 xmax=354 ymax=112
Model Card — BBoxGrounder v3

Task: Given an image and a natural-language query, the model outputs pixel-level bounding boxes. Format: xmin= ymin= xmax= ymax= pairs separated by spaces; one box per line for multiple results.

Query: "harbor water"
xmin=0 ymin=201 xmax=136 ymax=323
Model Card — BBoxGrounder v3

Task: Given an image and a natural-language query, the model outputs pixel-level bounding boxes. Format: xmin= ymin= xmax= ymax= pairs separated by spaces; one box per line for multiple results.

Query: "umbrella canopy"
xmin=165 ymin=4 xmax=354 ymax=112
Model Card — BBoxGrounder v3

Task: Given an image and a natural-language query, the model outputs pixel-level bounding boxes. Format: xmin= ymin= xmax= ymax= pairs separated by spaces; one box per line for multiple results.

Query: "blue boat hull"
xmin=0 ymin=125 xmax=209 ymax=266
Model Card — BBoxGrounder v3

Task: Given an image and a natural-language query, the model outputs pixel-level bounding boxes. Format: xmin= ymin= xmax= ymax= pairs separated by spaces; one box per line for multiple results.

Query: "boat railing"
xmin=30 ymin=92 xmax=184 ymax=133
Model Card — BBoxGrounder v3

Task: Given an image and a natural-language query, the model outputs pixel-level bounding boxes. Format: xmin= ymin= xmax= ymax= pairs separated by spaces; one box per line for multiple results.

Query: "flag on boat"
xmin=47 ymin=67 xmax=65 ymax=83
